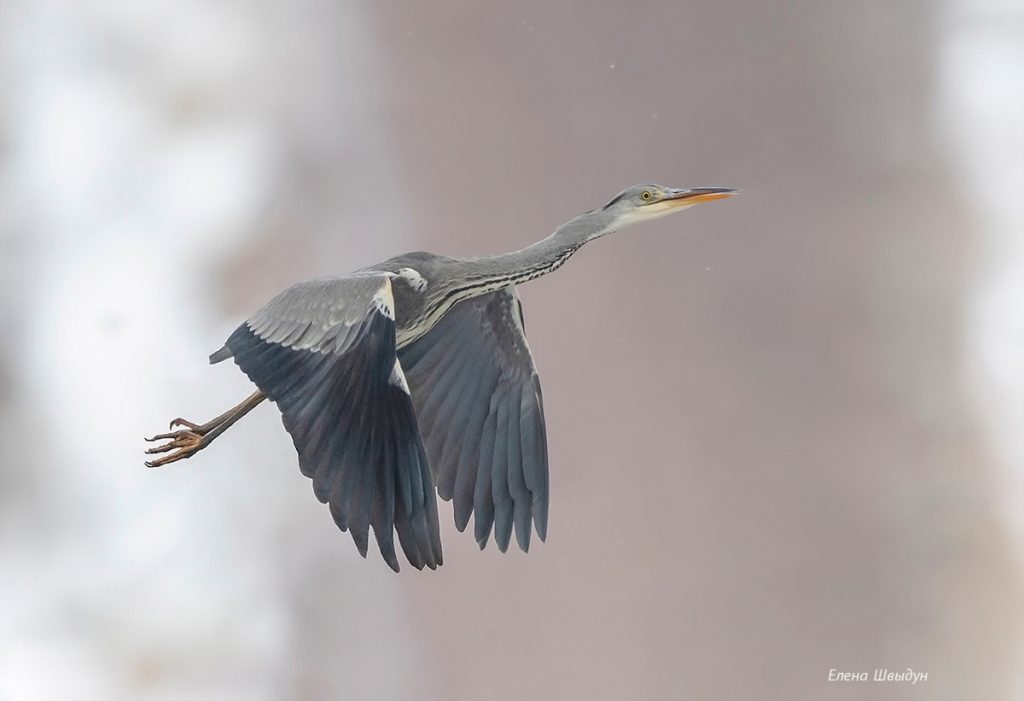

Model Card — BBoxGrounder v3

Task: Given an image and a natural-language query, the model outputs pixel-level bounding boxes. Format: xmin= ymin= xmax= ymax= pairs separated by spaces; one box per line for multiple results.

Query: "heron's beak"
xmin=662 ymin=187 xmax=738 ymax=208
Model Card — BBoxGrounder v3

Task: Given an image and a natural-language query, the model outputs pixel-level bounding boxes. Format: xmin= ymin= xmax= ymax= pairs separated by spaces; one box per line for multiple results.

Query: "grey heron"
xmin=145 ymin=184 xmax=736 ymax=571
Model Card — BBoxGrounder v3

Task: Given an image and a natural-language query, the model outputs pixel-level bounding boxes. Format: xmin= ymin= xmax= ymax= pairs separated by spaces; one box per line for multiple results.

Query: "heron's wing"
xmin=210 ymin=273 xmax=441 ymax=572
xmin=398 ymin=286 xmax=548 ymax=553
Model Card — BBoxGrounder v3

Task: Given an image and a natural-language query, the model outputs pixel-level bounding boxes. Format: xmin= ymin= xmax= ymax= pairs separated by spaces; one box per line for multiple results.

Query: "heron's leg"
xmin=144 ymin=391 xmax=267 ymax=468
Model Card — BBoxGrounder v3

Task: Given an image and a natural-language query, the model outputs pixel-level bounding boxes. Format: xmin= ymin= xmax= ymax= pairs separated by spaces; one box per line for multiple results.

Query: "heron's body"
xmin=146 ymin=184 xmax=735 ymax=571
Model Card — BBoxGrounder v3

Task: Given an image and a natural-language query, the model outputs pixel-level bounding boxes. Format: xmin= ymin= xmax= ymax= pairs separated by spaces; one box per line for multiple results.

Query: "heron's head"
xmin=601 ymin=184 xmax=737 ymax=228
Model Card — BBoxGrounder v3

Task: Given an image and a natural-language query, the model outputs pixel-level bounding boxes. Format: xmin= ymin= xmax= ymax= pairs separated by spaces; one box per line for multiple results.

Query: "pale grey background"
xmin=1 ymin=2 xmax=1022 ymax=700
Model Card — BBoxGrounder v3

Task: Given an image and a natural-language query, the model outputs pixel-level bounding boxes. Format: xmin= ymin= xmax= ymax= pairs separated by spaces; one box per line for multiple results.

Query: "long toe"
xmin=145 ymin=450 xmax=197 ymax=468
xmin=145 ymin=442 xmax=178 ymax=455
xmin=169 ymin=417 xmax=203 ymax=431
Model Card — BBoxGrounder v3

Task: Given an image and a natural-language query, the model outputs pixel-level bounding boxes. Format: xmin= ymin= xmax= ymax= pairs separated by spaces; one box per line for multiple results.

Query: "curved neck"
xmin=400 ymin=208 xmax=619 ymax=346
xmin=451 ymin=207 xmax=618 ymax=294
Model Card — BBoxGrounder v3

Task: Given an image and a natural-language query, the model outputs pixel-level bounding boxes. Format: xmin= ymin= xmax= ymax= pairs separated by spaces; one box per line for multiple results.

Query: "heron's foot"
xmin=143 ymin=392 xmax=266 ymax=469
xmin=144 ymin=420 xmax=212 ymax=468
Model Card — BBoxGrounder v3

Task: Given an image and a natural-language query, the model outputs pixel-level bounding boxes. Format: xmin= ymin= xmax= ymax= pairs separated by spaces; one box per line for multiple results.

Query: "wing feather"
xmin=491 ymin=389 xmax=514 ymax=552
xmin=506 ymin=383 xmax=532 ymax=551
xmin=452 ymin=362 xmax=500 ymax=531
xmin=473 ymin=407 xmax=498 ymax=548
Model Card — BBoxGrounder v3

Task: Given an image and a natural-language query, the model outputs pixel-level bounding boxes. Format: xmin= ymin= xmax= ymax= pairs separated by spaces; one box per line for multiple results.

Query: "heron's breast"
xmin=390 ymin=270 xmax=436 ymax=347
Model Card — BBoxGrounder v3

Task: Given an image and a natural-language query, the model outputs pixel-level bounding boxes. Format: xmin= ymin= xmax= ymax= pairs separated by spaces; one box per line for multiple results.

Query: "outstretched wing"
xmin=211 ymin=273 xmax=442 ymax=572
xmin=398 ymin=286 xmax=548 ymax=553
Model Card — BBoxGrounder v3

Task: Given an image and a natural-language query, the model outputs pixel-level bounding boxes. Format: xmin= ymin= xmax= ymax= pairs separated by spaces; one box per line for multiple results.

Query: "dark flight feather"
xmin=399 ymin=286 xmax=549 ymax=552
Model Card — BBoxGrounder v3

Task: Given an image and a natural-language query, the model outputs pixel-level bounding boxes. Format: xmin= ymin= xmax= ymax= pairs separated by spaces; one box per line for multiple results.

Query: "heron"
xmin=145 ymin=183 xmax=736 ymax=571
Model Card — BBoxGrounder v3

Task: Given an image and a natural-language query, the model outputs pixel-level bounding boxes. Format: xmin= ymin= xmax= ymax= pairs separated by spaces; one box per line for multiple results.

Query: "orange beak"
xmin=664 ymin=187 xmax=738 ymax=206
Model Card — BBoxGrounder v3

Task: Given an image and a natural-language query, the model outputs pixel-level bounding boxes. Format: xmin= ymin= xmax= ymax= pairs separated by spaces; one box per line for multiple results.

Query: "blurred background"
xmin=1 ymin=1 xmax=1022 ymax=699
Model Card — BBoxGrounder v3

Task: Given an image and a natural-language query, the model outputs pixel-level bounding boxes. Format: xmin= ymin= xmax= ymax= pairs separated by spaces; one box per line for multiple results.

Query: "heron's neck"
xmin=450 ymin=208 xmax=618 ymax=297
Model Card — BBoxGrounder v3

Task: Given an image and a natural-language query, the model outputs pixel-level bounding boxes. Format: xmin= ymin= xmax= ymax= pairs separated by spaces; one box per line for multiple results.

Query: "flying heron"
xmin=145 ymin=183 xmax=736 ymax=571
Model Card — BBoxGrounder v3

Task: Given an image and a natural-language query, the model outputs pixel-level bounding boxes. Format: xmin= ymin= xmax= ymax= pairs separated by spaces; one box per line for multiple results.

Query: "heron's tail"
xmin=209 ymin=344 xmax=233 ymax=364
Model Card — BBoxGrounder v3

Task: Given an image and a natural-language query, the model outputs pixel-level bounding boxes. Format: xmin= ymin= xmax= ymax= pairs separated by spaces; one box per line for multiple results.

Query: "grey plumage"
xmin=152 ymin=183 xmax=735 ymax=571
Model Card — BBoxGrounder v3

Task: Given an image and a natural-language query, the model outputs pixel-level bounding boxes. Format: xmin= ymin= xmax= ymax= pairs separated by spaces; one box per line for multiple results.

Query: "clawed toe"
xmin=144 ymin=429 xmax=206 ymax=468
xmin=169 ymin=417 xmax=203 ymax=431
xmin=146 ymin=417 xmax=206 ymax=443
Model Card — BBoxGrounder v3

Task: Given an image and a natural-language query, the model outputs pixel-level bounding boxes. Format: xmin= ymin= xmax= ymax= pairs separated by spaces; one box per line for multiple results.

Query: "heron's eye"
xmin=640 ymin=191 xmax=653 ymax=202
